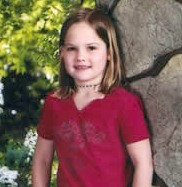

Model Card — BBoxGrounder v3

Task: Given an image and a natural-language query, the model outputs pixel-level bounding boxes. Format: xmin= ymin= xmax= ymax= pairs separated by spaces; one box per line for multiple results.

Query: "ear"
xmin=59 ymin=46 xmax=65 ymax=59
xmin=107 ymin=50 xmax=111 ymax=61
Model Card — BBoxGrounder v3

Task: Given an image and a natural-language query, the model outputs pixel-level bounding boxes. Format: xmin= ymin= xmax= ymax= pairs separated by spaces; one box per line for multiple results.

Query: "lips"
xmin=74 ymin=65 xmax=91 ymax=70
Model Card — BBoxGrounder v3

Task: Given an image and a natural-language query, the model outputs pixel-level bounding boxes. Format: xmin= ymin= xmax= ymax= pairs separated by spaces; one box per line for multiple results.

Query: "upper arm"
xmin=126 ymin=139 xmax=153 ymax=167
xmin=33 ymin=136 xmax=55 ymax=164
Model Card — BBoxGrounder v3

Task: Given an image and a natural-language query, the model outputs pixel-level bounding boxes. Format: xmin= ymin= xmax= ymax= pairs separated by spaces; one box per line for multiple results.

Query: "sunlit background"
xmin=0 ymin=0 xmax=94 ymax=186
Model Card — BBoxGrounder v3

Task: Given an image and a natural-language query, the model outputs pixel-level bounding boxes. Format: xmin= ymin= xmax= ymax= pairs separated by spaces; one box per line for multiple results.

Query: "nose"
xmin=77 ymin=48 xmax=85 ymax=63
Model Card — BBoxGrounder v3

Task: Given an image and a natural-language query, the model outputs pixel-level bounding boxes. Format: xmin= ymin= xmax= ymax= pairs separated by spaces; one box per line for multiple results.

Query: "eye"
xmin=66 ymin=46 xmax=76 ymax=51
xmin=88 ymin=46 xmax=97 ymax=51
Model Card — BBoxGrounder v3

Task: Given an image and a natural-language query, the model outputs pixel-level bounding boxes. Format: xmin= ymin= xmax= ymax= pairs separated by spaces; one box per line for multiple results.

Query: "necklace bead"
xmin=76 ymin=83 xmax=100 ymax=88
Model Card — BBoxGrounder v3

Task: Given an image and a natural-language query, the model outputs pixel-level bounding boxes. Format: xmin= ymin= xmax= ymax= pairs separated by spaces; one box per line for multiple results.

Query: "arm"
xmin=127 ymin=139 xmax=153 ymax=187
xmin=32 ymin=136 xmax=54 ymax=187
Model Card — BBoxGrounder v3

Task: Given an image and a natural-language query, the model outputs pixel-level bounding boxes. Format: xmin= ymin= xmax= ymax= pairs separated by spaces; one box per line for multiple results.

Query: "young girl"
xmin=32 ymin=8 xmax=153 ymax=187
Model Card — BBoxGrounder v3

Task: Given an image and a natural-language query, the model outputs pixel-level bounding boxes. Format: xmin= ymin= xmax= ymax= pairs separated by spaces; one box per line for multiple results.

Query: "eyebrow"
xmin=64 ymin=42 xmax=100 ymax=46
xmin=64 ymin=43 xmax=75 ymax=46
xmin=87 ymin=43 xmax=100 ymax=46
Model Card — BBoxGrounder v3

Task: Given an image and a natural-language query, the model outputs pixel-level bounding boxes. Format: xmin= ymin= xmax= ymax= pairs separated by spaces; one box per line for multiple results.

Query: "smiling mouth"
xmin=74 ymin=65 xmax=91 ymax=70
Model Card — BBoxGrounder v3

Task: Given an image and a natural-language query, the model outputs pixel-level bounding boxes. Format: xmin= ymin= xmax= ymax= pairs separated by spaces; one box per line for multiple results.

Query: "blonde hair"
xmin=55 ymin=8 xmax=125 ymax=98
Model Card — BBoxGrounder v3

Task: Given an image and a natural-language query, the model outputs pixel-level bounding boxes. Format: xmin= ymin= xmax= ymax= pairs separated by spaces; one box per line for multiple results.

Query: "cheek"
xmin=98 ymin=52 xmax=108 ymax=66
xmin=61 ymin=57 xmax=70 ymax=71
xmin=63 ymin=61 xmax=72 ymax=72
xmin=62 ymin=55 xmax=72 ymax=66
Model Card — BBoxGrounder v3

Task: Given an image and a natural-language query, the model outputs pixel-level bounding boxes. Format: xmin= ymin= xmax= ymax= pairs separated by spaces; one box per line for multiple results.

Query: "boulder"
xmin=96 ymin=0 xmax=182 ymax=186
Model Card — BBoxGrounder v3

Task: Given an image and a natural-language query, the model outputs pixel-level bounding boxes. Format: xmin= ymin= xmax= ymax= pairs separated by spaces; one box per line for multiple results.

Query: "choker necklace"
xmin=76 ymin=83 xmax=100 ymax=88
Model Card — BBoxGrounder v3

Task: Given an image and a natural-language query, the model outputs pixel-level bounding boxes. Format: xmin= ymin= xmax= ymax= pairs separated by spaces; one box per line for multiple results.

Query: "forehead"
xmin=65 ymin=22 xmax=102 ymax=43
xmin=67 ymin=21 xmax=94 ymax=33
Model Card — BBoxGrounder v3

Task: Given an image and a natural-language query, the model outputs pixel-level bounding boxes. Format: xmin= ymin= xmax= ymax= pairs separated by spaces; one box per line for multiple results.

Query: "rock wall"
xmin=96 ymin=0 xmax=182 ymax=186
xmin=131 ymin=55 xmax=182 ymax=187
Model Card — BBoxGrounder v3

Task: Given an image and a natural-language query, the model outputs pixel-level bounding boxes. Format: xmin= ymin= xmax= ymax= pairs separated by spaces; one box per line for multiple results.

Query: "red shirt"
xmin=37 ymin=87 xmax=150 ymax=187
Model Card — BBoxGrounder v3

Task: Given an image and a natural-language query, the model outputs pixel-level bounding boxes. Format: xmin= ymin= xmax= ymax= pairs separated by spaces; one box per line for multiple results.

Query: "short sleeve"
xmin=37 ymin=94 xmax=54 ymax=140
xmin=119 ymin=94 xmax=150 ymax=144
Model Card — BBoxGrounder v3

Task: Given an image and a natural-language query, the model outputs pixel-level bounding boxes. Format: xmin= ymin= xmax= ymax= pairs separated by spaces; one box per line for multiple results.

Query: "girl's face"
xmin=61 ymin=22 xmax=110 ymax=85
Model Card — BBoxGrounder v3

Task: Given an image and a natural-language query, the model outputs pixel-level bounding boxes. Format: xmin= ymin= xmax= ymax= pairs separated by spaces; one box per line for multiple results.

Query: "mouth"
xmin=74 ymin=65 xmax=91 ymax=70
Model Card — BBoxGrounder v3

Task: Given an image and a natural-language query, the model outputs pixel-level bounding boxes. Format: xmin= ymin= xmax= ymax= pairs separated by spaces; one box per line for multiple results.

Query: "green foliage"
xmin=0 ymin=152 xmax=5 ymax=166
xmin=6 ymin=144 xmax=29 ymax=169
xmin=0 ymin=0 xmax=61 ymax=77
xmin=1 ymin=70 xmax=54 ymax=140
xmin=0 ymin=129 xmax=58 ymax=186
xmin=51 ymin=154 xmax=59 ymax=186
xmin=4 ymin=138 xmax=31 ymax=186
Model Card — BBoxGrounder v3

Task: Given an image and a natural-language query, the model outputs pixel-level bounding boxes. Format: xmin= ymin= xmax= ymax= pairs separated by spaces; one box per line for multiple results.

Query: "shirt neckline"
xmin=70 ymin=94 xmax=106 ymax=113
xmin=69 ymin=87 xmax=119 ymax=113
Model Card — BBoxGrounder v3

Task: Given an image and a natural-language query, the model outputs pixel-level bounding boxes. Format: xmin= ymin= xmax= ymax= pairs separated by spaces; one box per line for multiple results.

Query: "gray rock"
xmin=96 ymin=0 xmax=182 ymax=186
xmin=97 ymin=0 xmax=182 ymax=77
xmin=130 ymin=55 xmax=182 ymax=187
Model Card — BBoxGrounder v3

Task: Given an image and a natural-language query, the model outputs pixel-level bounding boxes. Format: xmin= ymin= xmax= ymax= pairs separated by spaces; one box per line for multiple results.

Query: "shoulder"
xmin=43 ymin=89 xmax=66 ymax=106
xmin=40 ymin=90 xmax=70 ymax=114
xmin=110 ymin=86 xmax=143 ymax=109
xmin=111 ymin=86 xmax=139 ymax=101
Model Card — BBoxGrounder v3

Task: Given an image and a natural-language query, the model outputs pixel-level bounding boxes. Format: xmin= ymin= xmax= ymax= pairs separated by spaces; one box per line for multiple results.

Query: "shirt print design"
xmin=58 ymin=120 xmax=106 ymax=149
